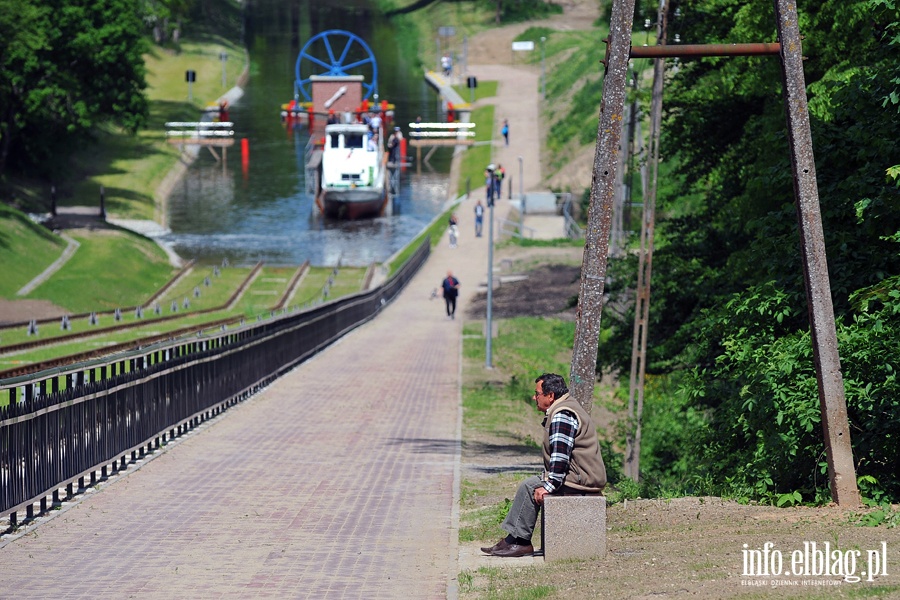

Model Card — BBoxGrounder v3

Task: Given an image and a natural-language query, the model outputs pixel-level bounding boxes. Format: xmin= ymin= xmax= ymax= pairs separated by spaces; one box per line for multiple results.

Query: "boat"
xmin=285 ymin=30 xmax=400 ymax=220
xmin=320 ymin=121 xmax=387 ymax=219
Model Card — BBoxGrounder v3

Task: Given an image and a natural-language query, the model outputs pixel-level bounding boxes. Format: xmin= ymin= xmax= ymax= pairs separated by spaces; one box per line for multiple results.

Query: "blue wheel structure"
xmin=294 ymin=30 xmax=379 ymax=102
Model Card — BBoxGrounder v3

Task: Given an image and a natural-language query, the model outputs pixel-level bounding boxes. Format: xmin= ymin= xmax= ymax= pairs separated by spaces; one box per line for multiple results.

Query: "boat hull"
xmin=323 ymin=188 xmax=385 ymax=219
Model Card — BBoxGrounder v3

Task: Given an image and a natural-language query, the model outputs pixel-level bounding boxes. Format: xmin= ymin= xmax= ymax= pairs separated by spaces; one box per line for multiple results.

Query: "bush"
xmin=652 ymin=279 xmax=900 ymax=504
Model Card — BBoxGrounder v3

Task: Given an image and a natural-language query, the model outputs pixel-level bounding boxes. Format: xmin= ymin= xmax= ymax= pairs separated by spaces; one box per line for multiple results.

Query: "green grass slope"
xmin=0 ymin=204 xmax=67 ymax=298
xmin=24 ymin=229 xmax=176 ymax=313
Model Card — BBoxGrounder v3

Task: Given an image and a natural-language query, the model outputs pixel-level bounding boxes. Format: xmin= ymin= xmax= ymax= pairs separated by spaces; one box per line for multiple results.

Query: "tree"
xmin=141 ymin=0 xmax=194 ymax=44
xmin=0 ymin=0 xmax=48 ymax=174
xmin=0 ymin=0 xmax=149 ymax=176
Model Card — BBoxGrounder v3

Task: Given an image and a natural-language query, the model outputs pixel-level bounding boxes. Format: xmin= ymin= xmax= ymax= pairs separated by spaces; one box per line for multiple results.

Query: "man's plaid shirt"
xmin=542 ymin=409 xmax=579 ymax=493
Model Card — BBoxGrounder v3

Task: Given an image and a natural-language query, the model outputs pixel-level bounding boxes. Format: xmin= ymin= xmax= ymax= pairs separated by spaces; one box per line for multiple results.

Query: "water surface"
xmin=163 ymin=0 xmax=454 ymax=267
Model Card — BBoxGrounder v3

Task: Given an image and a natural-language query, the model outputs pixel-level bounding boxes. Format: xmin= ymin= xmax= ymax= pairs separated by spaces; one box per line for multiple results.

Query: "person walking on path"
xmin=474 ymin=200 xmax=485 ymax=237
xmin=442 ymin=270 xmax=461 ymax=319
xmin=482 ymin=373 xmax=607 ymax=558
xmin=501 ymin=119 xmax=509 ymax=146
xmin=448 ymin=213 xmax=460 ymax=248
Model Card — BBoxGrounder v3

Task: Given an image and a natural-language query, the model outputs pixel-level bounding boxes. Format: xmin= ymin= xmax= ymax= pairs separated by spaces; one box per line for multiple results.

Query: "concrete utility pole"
xmin=569 ymin=0 xmax=637 ymax=412
xmin=773 ymin=0 xmax=859 ymax=506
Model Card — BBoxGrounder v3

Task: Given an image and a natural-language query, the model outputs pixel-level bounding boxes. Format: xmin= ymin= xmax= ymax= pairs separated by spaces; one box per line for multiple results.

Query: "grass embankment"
xmin=26 ymin=231 xmax=176 ymax=313
xmin=386 ymin=208 xmax=460 ymax=278
xmin=0 ymin=204 xmax=67 ymax=297
xmin=509 ymin=26 xmax=612 ymax=177
xmin=457 ymin=105 xmax=497 ymax=195
xmin=155 ymin=264 xmax=254 ymax=312
xmin=0 ymin=0 xmax=252 ymax=361
xmin=0 ymin=264 xmax=367 ymax=369
xmin=452 ymin=80 xmax=498 ymax=105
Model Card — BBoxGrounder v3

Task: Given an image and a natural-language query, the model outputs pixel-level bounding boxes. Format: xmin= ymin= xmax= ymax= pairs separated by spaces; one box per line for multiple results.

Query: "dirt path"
xmin=465 ymin=0 xmax=600 ymax=194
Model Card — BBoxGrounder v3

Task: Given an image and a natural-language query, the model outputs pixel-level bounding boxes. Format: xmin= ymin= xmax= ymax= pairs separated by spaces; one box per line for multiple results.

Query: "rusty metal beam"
xmin=569 ymin=0 xmax=636 ymax=411
xmin=630 ymin=42 xmax=781 ymax=59
xmin=774 ymin=0 xmax=860 ymax=507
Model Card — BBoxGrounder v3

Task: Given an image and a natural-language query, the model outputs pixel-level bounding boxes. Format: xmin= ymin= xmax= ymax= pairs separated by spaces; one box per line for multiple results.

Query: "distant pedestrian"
xmin=485 ymin=165 xmax=495 ymax=205
xmin=474 ymin=200 xmax=484 ymax=237
xmin=501 ymin=119 xmax=509 ymax=146
xmin=448 ymin=213 xmax=459 ymax=248
xmin=369 ymin=111 xmax=383 ymax=135
xmin=441 ymin=54 xmax=453 ymax=77
xmin=388 ymin=127 xmax=403 ymax=163
xmin=495 ymin=164 xmax=505 ymax=199
xmin=442 ymin=271 xmax=460 ymax=319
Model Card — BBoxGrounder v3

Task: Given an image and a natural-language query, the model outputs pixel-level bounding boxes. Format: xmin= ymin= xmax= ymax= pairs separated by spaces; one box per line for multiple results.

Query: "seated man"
xmin=482 ymin=373 xmax=607 ymax=557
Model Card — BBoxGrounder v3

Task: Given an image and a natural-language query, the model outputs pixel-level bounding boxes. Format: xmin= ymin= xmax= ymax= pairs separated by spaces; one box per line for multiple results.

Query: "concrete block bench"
xmin=541 ymin=495 xmax=607 ymax=562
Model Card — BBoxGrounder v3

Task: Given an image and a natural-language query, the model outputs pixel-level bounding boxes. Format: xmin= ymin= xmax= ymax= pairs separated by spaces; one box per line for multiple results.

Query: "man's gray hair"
xmin=536 ymin=373 xmax=568 ymax=400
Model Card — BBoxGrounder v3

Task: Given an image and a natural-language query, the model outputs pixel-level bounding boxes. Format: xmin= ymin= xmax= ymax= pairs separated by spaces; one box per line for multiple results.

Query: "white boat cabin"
xmin=322 ymin=123 xmax=385 ymax=191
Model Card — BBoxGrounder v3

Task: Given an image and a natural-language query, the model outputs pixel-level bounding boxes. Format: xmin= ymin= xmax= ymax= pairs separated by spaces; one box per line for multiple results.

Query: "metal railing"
xmin=561 ymin=192 xmax=584 ymax=239
xmin=0 ymin=239 xmax=430 ymax=526
xmin=497 ymin=217 xmax=536 ymax=239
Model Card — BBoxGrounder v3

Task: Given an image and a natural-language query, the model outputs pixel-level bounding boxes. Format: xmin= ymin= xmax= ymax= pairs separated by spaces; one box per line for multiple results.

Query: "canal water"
xmin=163 ymin=0 xmax=454 ymax=267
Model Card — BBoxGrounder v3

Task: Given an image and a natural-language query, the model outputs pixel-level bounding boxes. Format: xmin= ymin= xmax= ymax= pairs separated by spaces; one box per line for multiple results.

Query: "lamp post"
xmin=219 ymin=51 xmax=228 ymax=89
xmin=518 ymin=156 xmax=524 ymax=233
xmin=486 ymin=191 xmax=495 ymax=368
xmin=463 ymin=35 xmax=468 ymax=76
xmin=540 ymin=36 xmax=546 ymax=100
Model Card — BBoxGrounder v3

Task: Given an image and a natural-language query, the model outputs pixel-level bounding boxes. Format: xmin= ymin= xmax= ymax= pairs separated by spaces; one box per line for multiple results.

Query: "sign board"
xmin=467 ymin=76 xmax=478 ymax=89
xmin=185 ymin=70 xmax=197 ymax=82
xmin=511 ymin=41 xmax=535 ymax=51
xmin=438 ymin=26 xmax=456 ymax=37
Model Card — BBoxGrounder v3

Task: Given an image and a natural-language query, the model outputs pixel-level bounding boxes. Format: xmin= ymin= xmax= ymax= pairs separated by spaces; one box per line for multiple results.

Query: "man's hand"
xmin=534 ymin=486 xmax=549 ymax=505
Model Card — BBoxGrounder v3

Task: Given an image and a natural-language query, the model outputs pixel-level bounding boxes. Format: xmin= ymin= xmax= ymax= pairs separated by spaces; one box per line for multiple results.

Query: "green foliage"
xmin=854 ymin=476 xmax=900 ymax=527
xmin=597 ymin=0 xmax=900 ymax=504
xmin=141 ymin=0 xmax=194 ymax=45
xmin=605 ymin=477 xmax=643 ymax=505
xmin=542 ymin=30 xmax=607 ymax=167
xmin=458 ymin=497 xmax=512 ymax=542
xmin=0 ymin=0 xmax=149 ymax=176
xmin=655 ymin=277 xmax=900 ymax=504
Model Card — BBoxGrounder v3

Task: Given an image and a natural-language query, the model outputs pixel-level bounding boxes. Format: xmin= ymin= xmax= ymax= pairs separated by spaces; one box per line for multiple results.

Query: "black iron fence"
xmin=0 ymin=239 xmax=429 ymax=527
